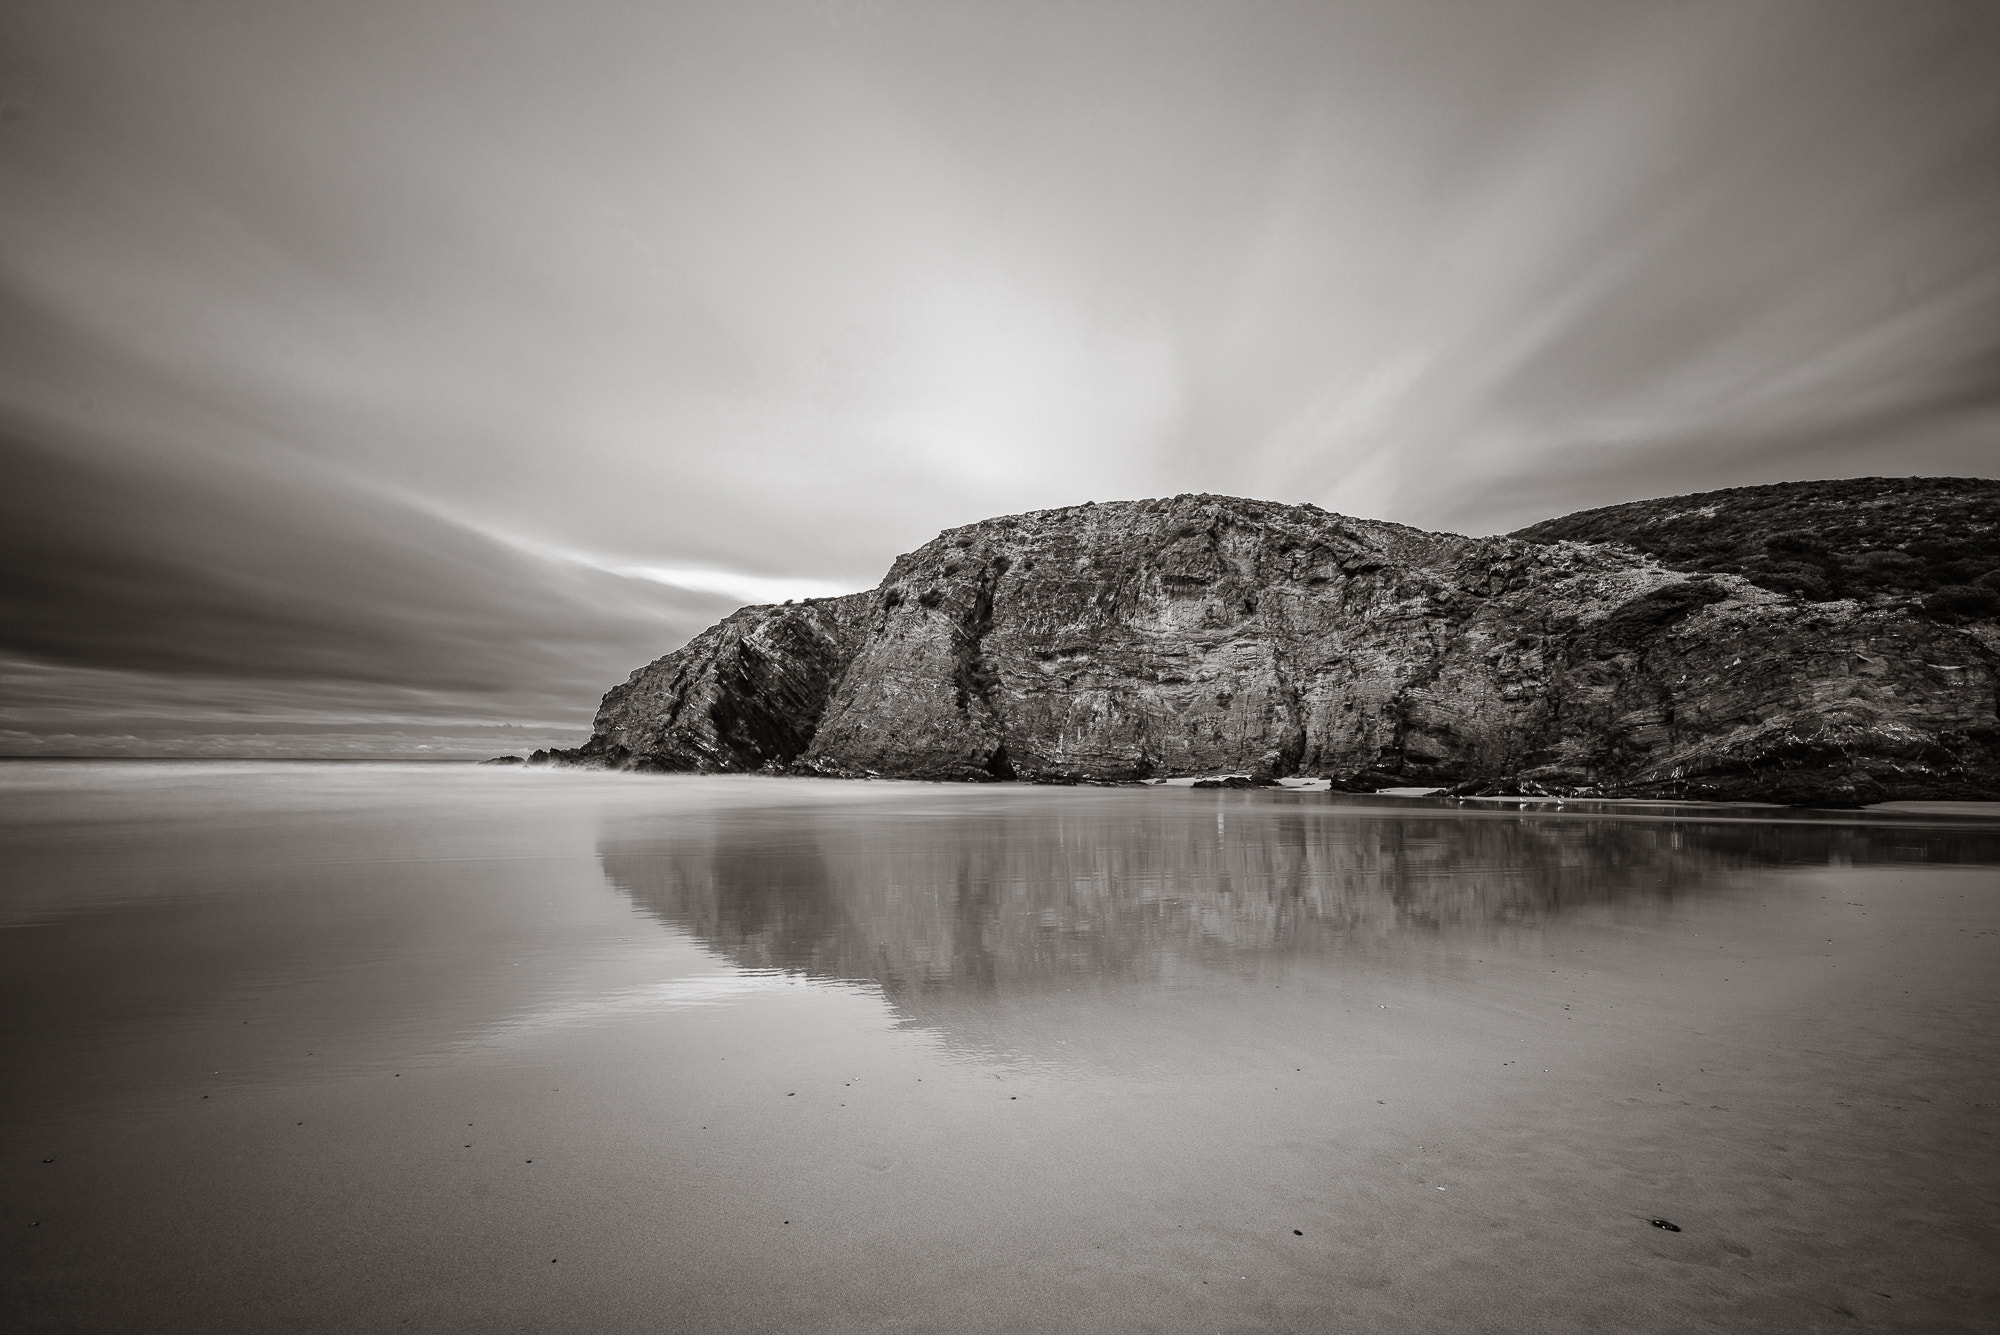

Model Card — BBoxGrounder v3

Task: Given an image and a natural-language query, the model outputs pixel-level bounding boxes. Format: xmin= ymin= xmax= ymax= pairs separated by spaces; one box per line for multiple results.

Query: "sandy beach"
xmin=4 ymin=764 xmax=1997 ymax=1332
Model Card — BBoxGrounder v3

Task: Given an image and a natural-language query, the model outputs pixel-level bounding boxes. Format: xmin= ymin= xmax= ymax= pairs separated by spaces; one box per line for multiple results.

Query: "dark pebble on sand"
xmin=1650 ymin=1218 xmax=1681 ymax=1232
xmin=1293 ymin=1229 xmax=1302 ymax=1236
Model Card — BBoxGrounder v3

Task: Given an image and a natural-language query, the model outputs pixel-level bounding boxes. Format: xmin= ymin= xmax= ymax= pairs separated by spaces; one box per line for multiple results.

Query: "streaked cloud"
xmin=579 ymin=561 xmax=860 ymax=608
xmin=459 ymin=522 xmax=866 ymax=606
xmin=2 ymin=0 xmax=1995 ymax=753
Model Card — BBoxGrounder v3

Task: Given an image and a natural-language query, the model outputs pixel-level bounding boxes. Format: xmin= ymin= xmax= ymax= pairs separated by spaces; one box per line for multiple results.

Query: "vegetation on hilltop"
xmin=1511 ymin=476 xmax=2000 ymax=619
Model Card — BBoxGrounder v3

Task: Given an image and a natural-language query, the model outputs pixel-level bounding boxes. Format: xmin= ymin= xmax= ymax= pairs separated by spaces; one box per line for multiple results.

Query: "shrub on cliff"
xmin=1513 ymin=477 xmax=2000 ymax=602
xmin=1590 ymin=580 xmax=1731 ymax=652
xmin=1923 ymin=584 xmax=2000 ymax=622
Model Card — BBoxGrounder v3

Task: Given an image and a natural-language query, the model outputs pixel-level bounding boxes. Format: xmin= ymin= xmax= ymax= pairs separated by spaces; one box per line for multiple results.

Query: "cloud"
xmin=2 ymin=0 xmax=1997 ymax=752
xmin=457 ymin=523 xmax=866 ymax=606
xmin=0 ymin=413 xmax=764 ymax=751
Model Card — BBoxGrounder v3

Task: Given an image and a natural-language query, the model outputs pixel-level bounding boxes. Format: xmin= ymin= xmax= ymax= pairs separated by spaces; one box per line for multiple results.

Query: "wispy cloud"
xmin=452 ymin=520 xmax=867 ymax=606
xmin=3 ymin=0 xmax=1996 ymax=752
xmin=589 ymin=561 xmax=863 ymax=606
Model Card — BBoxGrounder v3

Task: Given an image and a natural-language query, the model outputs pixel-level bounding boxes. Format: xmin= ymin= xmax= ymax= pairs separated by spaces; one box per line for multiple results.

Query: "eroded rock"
xmin=534 ymin=488 xmax=2000 ymax=803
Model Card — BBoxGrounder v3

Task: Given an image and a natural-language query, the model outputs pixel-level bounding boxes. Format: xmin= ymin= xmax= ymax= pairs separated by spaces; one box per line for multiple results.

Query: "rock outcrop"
xmin=530 ymin=483 xmax=2000 ymax=805
xmin=1512 ymin=476 xmax=2000 ymax=611
xmin=537 ymin=592 xmax=873 ymax=772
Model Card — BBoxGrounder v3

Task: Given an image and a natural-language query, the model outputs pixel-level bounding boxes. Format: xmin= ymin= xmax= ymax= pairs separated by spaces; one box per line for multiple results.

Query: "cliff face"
xmin=535 ymin=486 xmax=2000 ymax=804
xmin=551 ymin=592 xmax=874 ymax=772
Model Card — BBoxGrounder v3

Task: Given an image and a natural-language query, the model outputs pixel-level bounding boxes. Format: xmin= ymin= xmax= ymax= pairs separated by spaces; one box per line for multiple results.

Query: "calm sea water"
xmin=3 ymin=763 xmax=1997 ymax=1333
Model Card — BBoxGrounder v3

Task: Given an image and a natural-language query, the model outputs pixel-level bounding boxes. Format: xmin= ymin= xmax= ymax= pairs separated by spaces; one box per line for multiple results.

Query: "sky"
xmin=3 ymin=0 xmax=1998 ymax=757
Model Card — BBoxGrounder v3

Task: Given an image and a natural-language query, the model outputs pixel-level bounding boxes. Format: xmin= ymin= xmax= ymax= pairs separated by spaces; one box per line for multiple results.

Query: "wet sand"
xmin=3 ymin=763 xmax=1997 ymax=1332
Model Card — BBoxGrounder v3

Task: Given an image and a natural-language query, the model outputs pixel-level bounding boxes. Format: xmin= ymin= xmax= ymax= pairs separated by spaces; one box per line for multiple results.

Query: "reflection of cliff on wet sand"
xmin=596 ymin=791 xmax=2000 ymax=1007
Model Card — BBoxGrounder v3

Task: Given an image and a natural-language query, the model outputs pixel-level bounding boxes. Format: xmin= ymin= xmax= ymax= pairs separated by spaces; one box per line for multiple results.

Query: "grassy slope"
xmin=1510 ymin=476 xmax=2000 ymax=618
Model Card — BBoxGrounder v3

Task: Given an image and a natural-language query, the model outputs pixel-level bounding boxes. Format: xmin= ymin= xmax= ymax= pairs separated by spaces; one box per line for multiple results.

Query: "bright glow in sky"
xmin=3 ymin=0 xmax=1996 ymax=754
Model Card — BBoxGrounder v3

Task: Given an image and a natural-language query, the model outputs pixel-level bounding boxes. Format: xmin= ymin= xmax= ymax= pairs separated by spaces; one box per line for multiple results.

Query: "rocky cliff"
xmin=529 ymin=481 xmax=2000 ymax=804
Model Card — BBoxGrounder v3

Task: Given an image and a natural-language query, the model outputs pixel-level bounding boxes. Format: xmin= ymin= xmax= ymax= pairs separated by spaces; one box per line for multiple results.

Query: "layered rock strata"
xmin=532 ymin=490 xmax=2000 ymax=804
